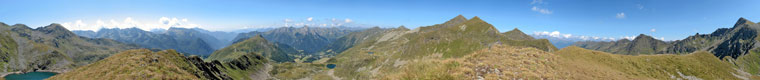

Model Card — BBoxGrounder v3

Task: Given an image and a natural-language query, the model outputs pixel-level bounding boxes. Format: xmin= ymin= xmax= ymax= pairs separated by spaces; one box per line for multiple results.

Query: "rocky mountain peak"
xmin=443 ymin=15 xmax=468 ymax=26
xmin=509 ymin=28 xmax=523 ymax=33
xmin=634 ymin=34 xmax=655 ymax=40
xmin=736 ymin=17 xmax=755 ymax=25
xmin=37 ymin=23 xmax=76 ymax=37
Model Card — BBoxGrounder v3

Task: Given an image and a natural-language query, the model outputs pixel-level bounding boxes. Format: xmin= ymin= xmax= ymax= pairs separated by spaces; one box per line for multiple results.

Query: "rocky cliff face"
xmin=708 ymin=18 xmax=760 ymax=59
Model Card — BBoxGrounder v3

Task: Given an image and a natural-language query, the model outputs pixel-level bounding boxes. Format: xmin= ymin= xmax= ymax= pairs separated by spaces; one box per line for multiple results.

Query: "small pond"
xmin=3 ymin=72 xmax=58 ymax=80
xmin=326 ymin=64 xmax=337 ymax=69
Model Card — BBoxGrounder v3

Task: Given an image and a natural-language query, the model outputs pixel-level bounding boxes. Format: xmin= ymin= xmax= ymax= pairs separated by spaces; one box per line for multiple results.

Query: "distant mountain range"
xmin=530 ymin=32 xmax=616 ymax=49
xmin=573 ymin=18 xmax=760 ymax=59
xmin=73 ymin=27 xmax=226 ymax=56
xmin=232 ymin=26 xmax=356 ymax=54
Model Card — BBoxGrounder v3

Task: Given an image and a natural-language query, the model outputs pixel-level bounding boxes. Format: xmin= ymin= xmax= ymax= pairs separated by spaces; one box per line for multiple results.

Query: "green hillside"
xmin=207 ymin=35 xmax=298 ymax=62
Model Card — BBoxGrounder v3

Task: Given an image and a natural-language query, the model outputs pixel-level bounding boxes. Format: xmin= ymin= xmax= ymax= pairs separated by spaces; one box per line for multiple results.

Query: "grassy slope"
xmin=557 ymin=46 xmax=757 ymax=79
xmin=0 ymin=31 xmax=16 ymax=72
xmin=382 ymin=45 xmax=564 ymax=80
xmin=48 ymin=49 xmax=200 ymax=79
xmin=328 ymin=16 xmax=557 ymax=79
xmin=731 ymin=48 xmax=760 ymax=75
xmin=382 ymin=45 xmax=759 ymax=79
xmin=207 ymin=35 xmax=295 ymax=62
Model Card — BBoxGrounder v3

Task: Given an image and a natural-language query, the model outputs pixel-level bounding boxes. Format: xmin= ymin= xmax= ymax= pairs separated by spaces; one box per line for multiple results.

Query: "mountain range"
xmin=4 ymin=15 xmax=760 ymax=79
xmin=73 ymin=27 xmax=224 ymax=57
xmin=0 ymin=22 xmax=138 ymax=74
xmin=231 ymin=26 xmax=355 ymax=54
xmin=573 ymin=18 xmax=760 ymax=59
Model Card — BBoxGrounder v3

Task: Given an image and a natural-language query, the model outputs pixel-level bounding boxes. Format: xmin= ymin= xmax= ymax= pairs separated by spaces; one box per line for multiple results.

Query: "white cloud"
xmin=95 ymin=19 xmax=105 ymax=27
xmin=562 ymin=34 xmax=572 ymax=38
xmin=284 ymin=19 xmax=292 ymax=22
xmin=650 ymin=28 xmax=656 ymax=32
xmin=533 ymin=31 xmax=619 ymax=41
xmin=636 ymin=4 xmax=644 ymax=10
xmin=616 ymin=12 xmax=626 ymax=19
xmin=344 ymin=18 xmax=352 ymax=23
xmin=59 ymin=17 xmax=201 ymax=32
xmin=531 ymin=6 xmax=553 ymax=14
xmin=530 ymin=0 xmax=552 ymax=15
xmin=621 ymin=36 xmax=636 ymax=40
xmin=267 ymin=17 xmax=362 ymax=28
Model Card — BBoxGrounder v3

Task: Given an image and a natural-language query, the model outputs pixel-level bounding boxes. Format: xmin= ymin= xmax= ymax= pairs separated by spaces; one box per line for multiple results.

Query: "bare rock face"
xmin=185 ymin=56 xmax=232 ymax=80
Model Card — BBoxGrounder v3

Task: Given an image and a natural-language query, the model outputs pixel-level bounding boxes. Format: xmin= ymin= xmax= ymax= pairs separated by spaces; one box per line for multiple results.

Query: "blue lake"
xmin=3 ymin=72 xmax=58 ymax=80
xmin=326 ymin=64 xmax=337 ymax=69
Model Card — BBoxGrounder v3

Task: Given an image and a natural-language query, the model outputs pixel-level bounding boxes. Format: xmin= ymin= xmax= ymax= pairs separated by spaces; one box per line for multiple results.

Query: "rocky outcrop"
xmin=185 ymin=56 xmax=232 ymax=80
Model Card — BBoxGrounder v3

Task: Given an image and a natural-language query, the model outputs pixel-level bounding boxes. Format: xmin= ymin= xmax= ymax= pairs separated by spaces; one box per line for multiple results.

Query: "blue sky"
xmin=1 ymin=0 xmax=759 ymax=41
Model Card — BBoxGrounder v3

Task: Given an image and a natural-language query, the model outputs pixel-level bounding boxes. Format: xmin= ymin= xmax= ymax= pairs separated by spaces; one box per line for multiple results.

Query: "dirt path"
xmin=250 ymin=64 xmax=273 ymax=80
xmin=327 ymin=69 xmax=342 ymax=80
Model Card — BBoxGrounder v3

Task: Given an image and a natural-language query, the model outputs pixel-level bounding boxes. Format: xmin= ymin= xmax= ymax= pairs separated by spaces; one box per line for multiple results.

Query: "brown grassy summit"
xmin=503 ymin=28 xmax=535 ymax=40
xmin=48 ymin=49 xmax=202 ymax=80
